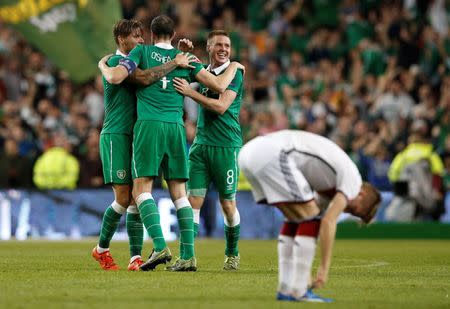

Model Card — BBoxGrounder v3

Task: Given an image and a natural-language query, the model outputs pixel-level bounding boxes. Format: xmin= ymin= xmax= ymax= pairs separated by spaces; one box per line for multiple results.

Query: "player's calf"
xmin=291 ymin=218 xmax=320 ymax=299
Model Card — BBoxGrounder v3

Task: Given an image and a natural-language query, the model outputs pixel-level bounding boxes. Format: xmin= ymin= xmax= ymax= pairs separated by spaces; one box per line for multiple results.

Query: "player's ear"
xmin=171 ymin=32 xmax=176 ymax=41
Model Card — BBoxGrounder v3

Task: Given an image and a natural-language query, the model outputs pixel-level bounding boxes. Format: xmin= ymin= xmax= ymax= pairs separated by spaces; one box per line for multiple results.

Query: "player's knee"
xmin=220 ymin=199 xmax=236 ymax=218
xmin=188 ymin=195 xmax=205 ymax=209
xmin=113 ymin=185 xmax=132 ymax=206
xmin=167 ymin=180 xmax=187 ymax=200
xmin=115 ymin=194 xmax=131 ymax=207
xmin=132 ymin=177 xmax=153 ymax=198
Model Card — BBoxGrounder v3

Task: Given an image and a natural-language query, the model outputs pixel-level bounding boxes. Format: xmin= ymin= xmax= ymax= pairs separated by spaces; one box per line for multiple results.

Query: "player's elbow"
xmin=216 ymin=106 xmax=226 ymax=115
xmin=108 ymin=75 xmax=123 ymax=85
xmin=212 ymin=83 xmax=226 ymax=94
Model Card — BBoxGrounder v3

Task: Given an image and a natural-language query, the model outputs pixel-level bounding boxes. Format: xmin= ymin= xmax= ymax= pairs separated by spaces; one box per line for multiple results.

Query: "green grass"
xmin=0 ymin=239 xmax=449 ymax=308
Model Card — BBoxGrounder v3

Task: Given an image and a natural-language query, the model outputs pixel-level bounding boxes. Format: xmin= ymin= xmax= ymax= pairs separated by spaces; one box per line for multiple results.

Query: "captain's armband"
xmin=118 ymin=58 xmax=137 ymax=75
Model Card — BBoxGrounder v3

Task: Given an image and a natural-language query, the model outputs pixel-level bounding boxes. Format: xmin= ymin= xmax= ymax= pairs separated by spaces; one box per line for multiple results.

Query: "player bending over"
xmin=98 ymin=15 xmax=244 ymax=271
xmin=92 ymin=19 xmax=195 ymax=271
xmin=238 ymin=130 xmax=380 ymax=302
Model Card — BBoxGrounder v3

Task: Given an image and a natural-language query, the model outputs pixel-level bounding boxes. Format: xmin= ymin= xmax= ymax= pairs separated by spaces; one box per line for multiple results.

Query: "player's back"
xmin=102 ymin=55 xmax=136 ymax=135
xmin=244 ymin=130 xmax=362 ymax=199
xmin=128 ymin=44 xmax=202 ymax=124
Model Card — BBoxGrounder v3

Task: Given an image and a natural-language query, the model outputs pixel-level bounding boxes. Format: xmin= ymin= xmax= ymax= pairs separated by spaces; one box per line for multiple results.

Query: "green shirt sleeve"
xmin=189 ymin=61 xmax=204 ymax=81
xmin=227 ymin=69 xmax=243 ymax=93
xmin=106 ymin=55 xmax=121 ymax=67
xmin=127 ymin=44 xmax=143 ymax=66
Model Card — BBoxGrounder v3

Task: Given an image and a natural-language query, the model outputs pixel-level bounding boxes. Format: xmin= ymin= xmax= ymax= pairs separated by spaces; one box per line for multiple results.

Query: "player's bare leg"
xmin=92 ymin=184 xmax=131 ymax=271
xmin=220 ymin=199 xmax=240 ymax=270
xmin=133 ymin=177 xmax=171 ymax=271
xmin=165 ymin=179 xmax=196 ymax=271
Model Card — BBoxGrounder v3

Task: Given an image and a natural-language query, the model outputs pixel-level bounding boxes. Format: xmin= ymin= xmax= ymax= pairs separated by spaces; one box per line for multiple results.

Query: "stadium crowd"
xmin=0 ymin=0 xmax=449 ymax=214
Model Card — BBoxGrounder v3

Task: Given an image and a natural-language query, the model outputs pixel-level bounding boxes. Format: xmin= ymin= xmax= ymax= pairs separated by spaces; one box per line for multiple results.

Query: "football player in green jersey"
xmin=173 ymin=30 xmax=244 ymax=270
xmin=92 ymin=19 xmax=196 ymax=271
xmin=98 ymin=15 xmax=245 ymax=271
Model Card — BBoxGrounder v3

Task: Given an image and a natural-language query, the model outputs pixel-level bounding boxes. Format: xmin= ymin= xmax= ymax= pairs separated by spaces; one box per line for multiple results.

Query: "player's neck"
xmin=210 ymin=60 xmax=229 ymax=70
xmin=154 ymin=38 xmax=172 ymax=45
xmin=118 ymin=47 xmax=128 ymax=56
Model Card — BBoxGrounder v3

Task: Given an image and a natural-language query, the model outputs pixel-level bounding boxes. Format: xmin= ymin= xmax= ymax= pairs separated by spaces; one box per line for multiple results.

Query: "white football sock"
xmin=192 ymin=208 xmax=200 ymax=225
xmin=96 ymin=245 xmax=109 ymax=254
xmin=130 ymin=255 xmax=141 ymax=263
xmin=291 ymin=236 xmax=316 ymax=298
xmin=174 ymin=196 xmax=191 ymax=210
xmin=224 ymin=208 xmax=240 ymax=227
xmin=278 ymin=235 xmax=294 ymax=295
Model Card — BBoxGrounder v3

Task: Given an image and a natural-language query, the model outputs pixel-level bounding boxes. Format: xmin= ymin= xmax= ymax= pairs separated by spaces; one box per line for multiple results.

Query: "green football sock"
xmin=194 ymin=222 xmax=199 ymax=238
xmin=177 ymin=207 xmax=195 ymax=259
xmin=225 ymin=224 xmax=240 ymax=256
xmin=98 ymin=205 xmax=123 ymax=249
xmin=179 ymin=222 xmax=199 ymax=259
xmin=126 ymin=212 xmax=143 ymax=257
xmin=138 ymin=198 xmax=166 ymax=252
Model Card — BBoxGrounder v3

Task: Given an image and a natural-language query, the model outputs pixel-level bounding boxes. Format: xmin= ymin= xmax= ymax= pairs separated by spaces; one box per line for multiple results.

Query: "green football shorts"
xmin=132 ymin=120 xmax=188 ymax=180
xmin=99 ymin=133 xmax=132 ymax=184
xmin=188 ymin=143 xmax=240 ymax=200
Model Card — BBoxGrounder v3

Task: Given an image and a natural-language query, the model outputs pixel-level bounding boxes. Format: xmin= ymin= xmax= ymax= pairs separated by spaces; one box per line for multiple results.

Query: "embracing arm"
xmin=173 ymin=77 xmax=237 ymax=114
xmin=98 ymin=55 xmax=130 ymax=85
xmin=314 ymin=191 xmax=347 ymax=288
xmin=127 ymin=62 xmax=178 ymax=86
xmin=194 ymin=62 xmax=244 ymax=93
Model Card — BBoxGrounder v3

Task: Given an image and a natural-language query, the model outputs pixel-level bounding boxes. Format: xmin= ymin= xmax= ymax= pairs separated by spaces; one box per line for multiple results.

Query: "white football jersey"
xmin=244 ymin=130 xmax=362 ymax=200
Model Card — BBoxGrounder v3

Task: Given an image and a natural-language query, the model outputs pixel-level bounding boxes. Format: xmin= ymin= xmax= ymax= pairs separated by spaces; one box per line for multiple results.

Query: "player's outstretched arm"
xmin=98 ymin=54 xmax=132 ymax=85
xmin=195 ymin=62 xmax=245 ymax=93
xmin=127 ymin=53 xmax=196 ymax=86
xmin=173 ymin=77 xmax=236 ymax=115
xmin=314 ymin=192 xmax=347 ymax=289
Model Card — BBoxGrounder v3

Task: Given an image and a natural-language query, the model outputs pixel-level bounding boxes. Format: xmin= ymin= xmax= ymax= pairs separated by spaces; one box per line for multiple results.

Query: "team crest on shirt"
xmin=117 ymin=170 xmax=126 ymax=180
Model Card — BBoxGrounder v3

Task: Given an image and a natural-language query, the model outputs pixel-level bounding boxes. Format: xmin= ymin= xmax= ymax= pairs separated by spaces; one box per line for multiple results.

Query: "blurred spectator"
xmin=386 ymin=120 xmax=445 ymax=222
xmin=33 ymin=132 xmax=79 ymax=190
xmin=0 ymin=138 xmax=33 ymax=188
xmin=78 ymin=129 xmax=103 ymax=188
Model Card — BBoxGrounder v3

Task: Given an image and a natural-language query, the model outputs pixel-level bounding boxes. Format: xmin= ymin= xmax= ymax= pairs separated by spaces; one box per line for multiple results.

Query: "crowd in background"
xmin=0 ymin=0 xmax=449 ymax=204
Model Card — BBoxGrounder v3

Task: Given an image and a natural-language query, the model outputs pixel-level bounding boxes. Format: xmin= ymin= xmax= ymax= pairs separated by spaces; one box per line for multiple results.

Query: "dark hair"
xmin=150 ymin=15 xmax=175 ymax=38
xmin=113 ymin=19 xmax=143 ymax=45
xmin=207 ymin=30 xmax=230 ymax=42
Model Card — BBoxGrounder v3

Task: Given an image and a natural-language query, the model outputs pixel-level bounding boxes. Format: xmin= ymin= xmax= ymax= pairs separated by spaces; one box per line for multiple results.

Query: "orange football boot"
xmin=127 ymin=257 xmax=144 ymax=271
xmin=92 ymin=247 xmax=120 ymax=270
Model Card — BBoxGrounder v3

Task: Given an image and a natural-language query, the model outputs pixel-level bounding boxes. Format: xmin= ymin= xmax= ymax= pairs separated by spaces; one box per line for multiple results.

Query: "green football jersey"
xmin=127 ymin=44 xmax=203 ymax=124
xmin=101 ymin=55 xmax=136 ymax=135
xmin=194 ymin=66 xmax=244 ymax=147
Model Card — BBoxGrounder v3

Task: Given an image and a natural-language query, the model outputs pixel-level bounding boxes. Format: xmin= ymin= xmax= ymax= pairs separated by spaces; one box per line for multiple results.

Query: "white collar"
xmin=154 ymin=42 xmax=174 ymax=49
xmin=115 ymin=49 xmax=127 ymax=57
xmin=207 ymin=60 xmax=230 ymax=75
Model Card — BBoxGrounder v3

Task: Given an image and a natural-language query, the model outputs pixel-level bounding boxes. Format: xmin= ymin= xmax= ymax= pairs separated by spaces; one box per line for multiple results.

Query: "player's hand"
xmin=174 ymin=53 xmax=196 ymax=69
xmin=173 ymin=77 xmax=193 ymax=96
xmin=312 ymin=267 xmax=328 ymax=289
xmin=98 ymin=54 xmax=113 ymax=68
xmin=231 ymin=61 xmax=246 ymax=74
xmin=178 ymin=38 xmax=194 ymax=52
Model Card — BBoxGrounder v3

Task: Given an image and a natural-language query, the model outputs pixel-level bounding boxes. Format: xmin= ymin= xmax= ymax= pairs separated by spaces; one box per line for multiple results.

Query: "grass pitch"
xmin=0 ymin=239 xmax=449 ymax=309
